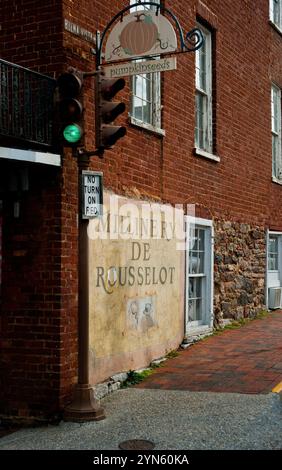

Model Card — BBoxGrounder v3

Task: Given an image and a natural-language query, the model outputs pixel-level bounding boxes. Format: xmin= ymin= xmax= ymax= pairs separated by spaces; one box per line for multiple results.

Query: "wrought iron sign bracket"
xmin=94 ymin=1 xmax=204 ymax=68
xmin=81 ymin=1 xmax=204 ymax=158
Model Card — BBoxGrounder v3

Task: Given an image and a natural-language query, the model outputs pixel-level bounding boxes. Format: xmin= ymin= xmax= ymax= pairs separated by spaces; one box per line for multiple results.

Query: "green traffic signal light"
xmin=56 ymin=71 xmax=84 ymax=147
xmin=63 ymin=124 xmax=83 ymax=143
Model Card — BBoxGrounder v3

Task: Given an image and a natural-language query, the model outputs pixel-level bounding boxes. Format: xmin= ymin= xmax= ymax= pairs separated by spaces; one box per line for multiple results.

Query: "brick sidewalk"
xmin=136 ymin=311 xmax=282 ymax=394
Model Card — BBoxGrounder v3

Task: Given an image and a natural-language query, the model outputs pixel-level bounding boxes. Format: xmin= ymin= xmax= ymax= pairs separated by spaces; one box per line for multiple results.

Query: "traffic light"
xmin=56 ymin=71 xmax=84 ymax=147
xmin=96 ymin=74 xmax=126 ymax=151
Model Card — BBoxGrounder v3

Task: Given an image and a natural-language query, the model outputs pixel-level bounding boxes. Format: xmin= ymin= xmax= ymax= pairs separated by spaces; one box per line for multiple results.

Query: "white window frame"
xmin=270 ymin=0 xmax=282 ymax=33
xmin=185 ymin=216 xmax=214 ymax=336
xmin=268 ymin=234 xmax=279 ymax=271
xmin=129 ymin=0 xmax=164 ymax=135
xmin=271 ymin=84 xmax=282 ymax=182
xmin=195 ymin=24 xmax=213 ymax=155
xmin=266 ymin=230 xmax=282 ymax=308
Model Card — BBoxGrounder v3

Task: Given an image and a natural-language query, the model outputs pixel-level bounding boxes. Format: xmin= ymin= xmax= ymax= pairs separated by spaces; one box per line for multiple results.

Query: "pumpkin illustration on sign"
xmin=119 ymin=13 xmax=158 ymax=56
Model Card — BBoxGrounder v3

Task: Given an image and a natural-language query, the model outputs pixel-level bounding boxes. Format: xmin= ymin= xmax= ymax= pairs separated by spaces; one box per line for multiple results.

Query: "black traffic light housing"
xmin=95 ymin=73 xmax=126 ymax=151
xmin=56 ymin=70 xmax=84 ymax=147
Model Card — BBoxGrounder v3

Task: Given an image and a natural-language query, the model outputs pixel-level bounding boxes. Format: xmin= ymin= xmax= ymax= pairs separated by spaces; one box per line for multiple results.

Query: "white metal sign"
xmin=81 ymin=171 xmax=103 ymax=219
xmin=104 ymin=57 xmax=177 ymax=78
xmin=105 ymin=10 xmax=177 ymax=62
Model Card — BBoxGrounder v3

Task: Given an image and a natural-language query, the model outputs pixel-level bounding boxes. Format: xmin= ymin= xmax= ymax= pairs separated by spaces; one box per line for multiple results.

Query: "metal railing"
xmin=0 ymin=59 xmax=56 ymax=148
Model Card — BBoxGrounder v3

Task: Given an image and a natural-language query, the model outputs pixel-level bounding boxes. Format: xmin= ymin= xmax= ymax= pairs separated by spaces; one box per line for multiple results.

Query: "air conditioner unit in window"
xmin=268 ymin=287 xmax=282 ymax=309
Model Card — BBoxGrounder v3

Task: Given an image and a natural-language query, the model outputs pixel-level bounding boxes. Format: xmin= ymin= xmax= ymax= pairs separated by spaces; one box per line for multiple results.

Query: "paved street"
xmin=0 ymin=390 xmax=281 ymax=450
xmin=0 ymin=311 xmax=281 ymax=450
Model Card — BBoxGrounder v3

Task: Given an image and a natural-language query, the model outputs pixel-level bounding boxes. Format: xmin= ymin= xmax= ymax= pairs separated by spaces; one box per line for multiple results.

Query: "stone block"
xmin=150 ymin=358 xmax=167 ymax=367
xmin=222 ymin=302 xmax=232 ymax=315
xmin=93 ymin=383 xmax=109 ymax=400
xmin=110 ymin=372 xmax=128 ymax=383
xmin=238 ymin=291 xmax=249 ymax=305
xmin=109 ymin=382 xmax=121 ymax=393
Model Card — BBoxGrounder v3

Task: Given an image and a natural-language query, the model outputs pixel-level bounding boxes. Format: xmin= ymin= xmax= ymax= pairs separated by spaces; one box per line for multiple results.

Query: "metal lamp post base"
xmin=63 ymin=384 xmax=105 ymax=422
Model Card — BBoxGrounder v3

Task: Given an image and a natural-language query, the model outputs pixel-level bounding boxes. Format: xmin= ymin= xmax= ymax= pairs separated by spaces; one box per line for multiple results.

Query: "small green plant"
xmin=150 ymin=362 xmax=163 ymax=369
xmin=223 ymin=319 xmax=249 ymax=329
xmin=121 ymin=369 xmax=153 ymax=388
xmin=216 ymin=309 xmax=270 ymax=332
xmin=165 ymin=349 xmax=179 ymax=359
xmin=209 ymin=310 xmax=270 ymax=339
xmin=255 ymin=310 xmax=269 ymax=320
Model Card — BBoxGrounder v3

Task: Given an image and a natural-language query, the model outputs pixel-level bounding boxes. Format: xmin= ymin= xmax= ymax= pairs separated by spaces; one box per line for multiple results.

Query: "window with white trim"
xmin=129 ymin=0 xmax=162 ymax=130
xmin=195 ymin=24 xmax=212 ymax=153
xmin=185 ymin=218 xmax=213 ymax=333
xmin=271 ymin=84 xmax=282 ymax=179
xmin=268 ymin=235 xmax=279 ymax=271
xmin=270 ymin=0 xmax=282 ymax=31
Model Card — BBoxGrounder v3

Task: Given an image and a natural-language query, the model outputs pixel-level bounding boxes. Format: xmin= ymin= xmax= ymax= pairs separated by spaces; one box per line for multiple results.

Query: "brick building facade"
xmin=0 ymin=0 xmax=281 ymax=421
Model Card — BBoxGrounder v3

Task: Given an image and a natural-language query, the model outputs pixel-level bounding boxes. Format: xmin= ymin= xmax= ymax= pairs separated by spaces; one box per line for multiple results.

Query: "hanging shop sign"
xmin=105 ymin=9 xmax=177 ymax=62
xmin=95 ymin=2 xmax=204 ymax=70
xmin=81 ymin=171 xmax=103 ymax=219
xmin=76 ymin=2 xmax=204 ymax=158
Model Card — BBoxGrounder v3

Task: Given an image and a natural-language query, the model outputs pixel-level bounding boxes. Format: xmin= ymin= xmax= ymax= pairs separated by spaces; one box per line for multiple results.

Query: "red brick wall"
xmin=0 ymin=0 xmax=64 ymax=76
xmin=0 ymin=162 xmax=63 ymax=420
xmin=61 ymin=0 xmax=282 ymax=227
xmin=0 ymin=0 xmax=281 ymax=420
xmin=0 ymin=0 xmax=68 ymax=420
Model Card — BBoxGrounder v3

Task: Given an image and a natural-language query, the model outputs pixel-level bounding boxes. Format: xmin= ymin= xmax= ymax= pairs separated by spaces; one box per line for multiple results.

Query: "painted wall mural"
xmin=88 ymin=191 xmax=184 ymax=383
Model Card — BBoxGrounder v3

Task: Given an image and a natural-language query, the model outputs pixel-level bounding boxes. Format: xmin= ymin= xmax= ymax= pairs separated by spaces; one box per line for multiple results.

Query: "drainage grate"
xmin=119 ymin=439 xmax=155 ymax=450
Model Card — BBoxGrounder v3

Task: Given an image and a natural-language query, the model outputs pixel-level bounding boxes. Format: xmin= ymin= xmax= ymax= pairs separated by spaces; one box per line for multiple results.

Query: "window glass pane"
xmin=272 ymin=135 xmax=279 ymax=176
xmin=195 ymin=93 xmax=205 ymax=148
xmin=195 ymin=48 xmax=200 ymax=88
xmin=189 ymin=228 xmax=206 ymax=274
xmin=268 ymin=254 xmax=278 ymax=271
xmin=196 ymin=32 xmax=207 ymax=91
xmin=199 ymin=47 xmax=206 ymax=91
xmin=271 ymin=84 xmax=281 ymax=178
xmin=199 ymin=229 xmax=205 ymax=251
xmin=196 ymin=278 xmax=202 ymax=297
xmin=130 ymin=1 xmax=161 ymax=127
xmin=143 ymin=102 xmax=152 ymax=124
xmin=272 ymin=87 xmax=279 ymax=133
xmin=189 ymin=228 xmax=196 ymax=250
xmin=188 ymin=279 xmax=203 ymax=322
xmin=189 ymin=251 xmax=198 ymax=274
xmin=134 ymin=75 xmax=143 ymax=99
xmin=274 ymin=0 xmax=281 ymax=27
xmin=196 ymin=299 xmax=202 ymax=321
xmin=268 ymin=236 xmax=279 ymax=270
xmin=133 ymin=96 xmax=143 ymax=121
xmin=188 ymin=300 xmax=196 ymax=322
xmin=144 ymin=77 xmax=152 ymax=102
xmin=269 ymin=237 xmax=278 ymax=253
xmin=195 ymin=24 xmax=212 ymax=152
xmin=189 ymin=251 xmax=205 ymax=274
xmin=198 ymin=252 xmax=204 ymax=273
xmin=188 ymin=226 xmax=208 ymax=324
xmin=189 ymin=278 xmax=196 ymax=298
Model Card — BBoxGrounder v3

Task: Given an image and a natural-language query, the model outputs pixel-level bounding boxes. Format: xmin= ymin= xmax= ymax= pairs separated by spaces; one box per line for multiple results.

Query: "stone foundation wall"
xmin=213 ymin=220 xmax=266 ymax=325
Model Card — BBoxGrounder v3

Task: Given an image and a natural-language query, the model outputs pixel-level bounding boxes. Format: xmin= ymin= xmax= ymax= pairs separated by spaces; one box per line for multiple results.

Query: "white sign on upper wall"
xmin=105 ymin=10 xmax=177 ymax=62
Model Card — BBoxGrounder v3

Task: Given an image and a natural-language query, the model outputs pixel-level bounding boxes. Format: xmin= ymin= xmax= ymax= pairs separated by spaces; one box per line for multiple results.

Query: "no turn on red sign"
xmin=81 ymin=171 xmax=103 ymax=219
